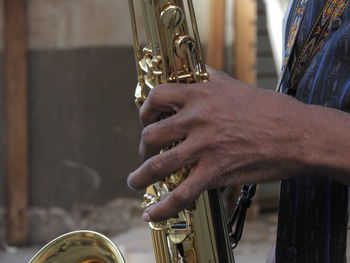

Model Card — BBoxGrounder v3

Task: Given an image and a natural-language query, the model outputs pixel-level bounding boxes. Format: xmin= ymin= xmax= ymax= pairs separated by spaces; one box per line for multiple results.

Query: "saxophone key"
xmin=160 ymin=5 xmax=184 ymax=29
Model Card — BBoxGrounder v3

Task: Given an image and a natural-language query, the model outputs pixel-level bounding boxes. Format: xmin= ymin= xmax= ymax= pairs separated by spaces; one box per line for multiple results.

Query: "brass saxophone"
xmin=27 ymin=1 xmax=255 ymax=262
xmin=128 ymin=0 xmax=235 ymax=262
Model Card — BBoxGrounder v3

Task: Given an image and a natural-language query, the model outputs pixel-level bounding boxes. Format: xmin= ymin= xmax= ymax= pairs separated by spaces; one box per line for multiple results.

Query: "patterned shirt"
xmin=276 ymin=0 xmax=349 ymax=262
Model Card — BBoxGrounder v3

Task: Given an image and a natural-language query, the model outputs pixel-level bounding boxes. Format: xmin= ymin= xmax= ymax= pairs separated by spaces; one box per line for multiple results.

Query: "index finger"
xmin=140 ymin=83 xmax=193 ymax=127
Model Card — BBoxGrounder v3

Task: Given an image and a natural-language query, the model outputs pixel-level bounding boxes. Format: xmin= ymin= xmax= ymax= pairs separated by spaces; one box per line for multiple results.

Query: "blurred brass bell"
xmin=29 ymin=231 xmax=126 ymax=263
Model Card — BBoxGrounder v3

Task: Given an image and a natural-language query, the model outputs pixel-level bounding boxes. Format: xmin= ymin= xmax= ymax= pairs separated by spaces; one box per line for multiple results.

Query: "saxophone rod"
xmin=187 ymin=0 xmax=206 ymax=74
xmin=128 ymin=0 xmax=143 ymax=79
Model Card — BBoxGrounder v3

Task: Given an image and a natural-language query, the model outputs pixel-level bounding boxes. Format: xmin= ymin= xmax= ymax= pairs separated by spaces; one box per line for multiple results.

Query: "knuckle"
xmin=207 ymin=158 xmax=230 ymax=187
xmin=188 ymin=96 xmax=212 ymax=124
xmin=171 ymin=191 xmax=188 ymax=207
xmin=138 ymin=144 xmax=145 ymax=160
xmin=214 ymin=158 xmax=229 ymax=174
xmin=196 ymin=107 xmax=211 ymax=124
xmin=172 ymin=187 xmax=194 ymax=207
xmin=146 ymin=157 xmax=164 ymax=176
xmin=148 ymin=86 xmax=162 ymax=104
xmin=141 ymin=126 xmax=155 ymax=147
xmin=180 ymin=141 xmax=200 ymax=163
xmin=207 ymin=171 xmax=221 ymax=188
xmin=179 ymin=110 xmax=196 ymax=130
xmin=197 ymin=84 xmax=212 ymax=98
xmin=139 ymin=105 xmax=148 ymax=126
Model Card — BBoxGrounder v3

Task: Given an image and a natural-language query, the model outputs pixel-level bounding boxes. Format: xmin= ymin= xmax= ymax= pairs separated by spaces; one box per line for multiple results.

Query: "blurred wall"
xmin=0 ymin=0 xmax=211 ymax=208
xmin=257 ymin=0 xmax=278 ymax=90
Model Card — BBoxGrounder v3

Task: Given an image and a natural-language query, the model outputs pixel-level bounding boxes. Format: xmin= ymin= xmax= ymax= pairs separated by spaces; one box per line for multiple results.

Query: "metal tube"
xmin=187 ymin=0 xmax=207 ymax=75
xmin=128 ymin=0 xmax=143 ymax=78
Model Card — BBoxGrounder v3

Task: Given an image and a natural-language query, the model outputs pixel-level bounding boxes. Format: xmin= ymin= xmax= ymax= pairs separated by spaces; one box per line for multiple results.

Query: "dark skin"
xmin=128 ymin=68 xmax=350 ymax=222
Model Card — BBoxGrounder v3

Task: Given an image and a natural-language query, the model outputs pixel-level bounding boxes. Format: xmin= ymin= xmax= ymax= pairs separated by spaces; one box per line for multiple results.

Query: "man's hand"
xmin=127 ymin=69 xmax=327 ymax=222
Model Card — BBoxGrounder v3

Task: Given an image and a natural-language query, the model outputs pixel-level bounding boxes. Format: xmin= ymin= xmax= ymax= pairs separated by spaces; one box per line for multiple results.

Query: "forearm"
xmin=301 ymin=104 xmax=350 ymax=184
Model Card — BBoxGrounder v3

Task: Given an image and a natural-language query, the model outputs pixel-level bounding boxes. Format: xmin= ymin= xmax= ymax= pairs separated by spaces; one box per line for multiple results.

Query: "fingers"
xmin=140 ymin=84 xmax=193 ymax=127
xmin=142 ymin=165 xmax=209 ymax=222
xmin=139 ymin=114 xmax=188 ymax=160
xmin=128 ymin=141 xmax=198 ymax=191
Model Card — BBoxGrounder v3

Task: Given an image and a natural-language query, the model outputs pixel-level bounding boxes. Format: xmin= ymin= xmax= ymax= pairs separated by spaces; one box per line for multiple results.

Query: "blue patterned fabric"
xmin=280 ymin=0 xmax=350 ymax=109
xmin=276 ymin=1 xmax=349 ymax=262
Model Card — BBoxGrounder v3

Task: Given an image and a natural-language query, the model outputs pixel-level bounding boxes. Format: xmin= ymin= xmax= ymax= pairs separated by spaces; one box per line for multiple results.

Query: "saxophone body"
xmin=128 ymin=1 xmax=235 ymax=262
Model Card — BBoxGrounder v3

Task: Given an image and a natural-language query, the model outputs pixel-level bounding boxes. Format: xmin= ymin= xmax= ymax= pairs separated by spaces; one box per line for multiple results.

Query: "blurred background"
xmin=0 ymin=0 xmax=289 ymax=262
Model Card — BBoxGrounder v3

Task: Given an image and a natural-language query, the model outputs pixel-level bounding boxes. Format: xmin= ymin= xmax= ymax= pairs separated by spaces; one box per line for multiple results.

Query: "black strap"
xmin=228 ymin=184 xmax=257 ymax=249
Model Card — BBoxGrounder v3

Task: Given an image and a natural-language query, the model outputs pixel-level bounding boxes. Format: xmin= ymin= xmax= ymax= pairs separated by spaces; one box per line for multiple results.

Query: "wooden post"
xmin=234 ymin=0 xmax=258 ymax=221
xmin=234 ymin=0 xmax=257 ymax=86
xmin=206 ymin=0 xmax=226 ymax=70
xmin=4 ymin=0 xmax=29 ymax=245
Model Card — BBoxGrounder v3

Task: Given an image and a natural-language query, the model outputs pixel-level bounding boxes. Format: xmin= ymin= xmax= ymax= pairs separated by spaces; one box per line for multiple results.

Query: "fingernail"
xmin=143 ymin=212 xmax=151 ymax=222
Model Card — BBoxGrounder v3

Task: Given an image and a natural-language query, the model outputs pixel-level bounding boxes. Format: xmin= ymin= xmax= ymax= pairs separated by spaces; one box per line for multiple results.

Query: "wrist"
xmin=279 ymin=101 xmax=316 ymax=177
xmin=297 ymin=104 xmax=350 ymax=182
